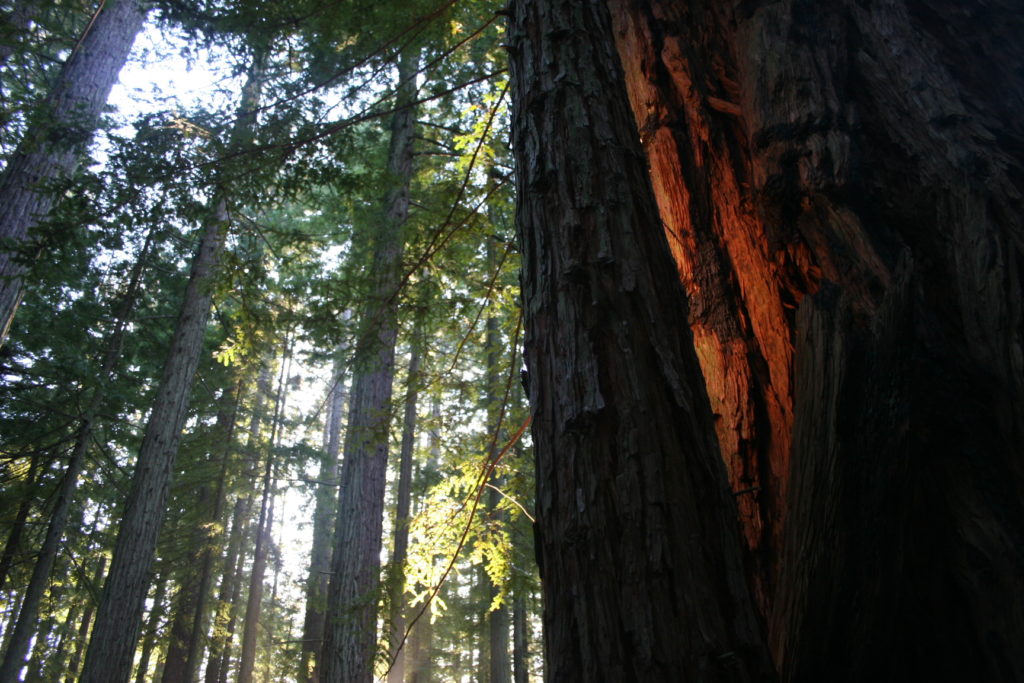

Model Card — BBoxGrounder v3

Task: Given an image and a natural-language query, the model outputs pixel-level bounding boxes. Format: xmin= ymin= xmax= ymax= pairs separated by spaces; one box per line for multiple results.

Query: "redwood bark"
xmin=319 ymin=48 xmax=418 ymax=683
xmin=507 ymin=0 xmax=775 ymax=680
xmin=603 ymin=1 xmax=1024 ymax=680
xmin=0 ymin=0 xmax=145 ymax=341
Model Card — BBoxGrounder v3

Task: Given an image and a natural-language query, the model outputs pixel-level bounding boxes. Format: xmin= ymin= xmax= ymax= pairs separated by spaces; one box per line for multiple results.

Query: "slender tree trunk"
xmin=205 ymin=368 xmax=271 ymax=683
xmin=0 ymin=226 xmax=153 ymax=683
xmin=511 ymin=592 xmax=527 ymax=683
xmin=298 ymin=353 xmax=347 ymax=683
xmin=0 ymin=454 xmax=42 ymax=593
xmin=0 ymin=0 xmax=145 ymax=342
xmin=160 ymin=385 xmax=239 ymax=683
xmin=319 ymin=48 xmax=419 ymax=683
xmin=239 ymin=338 xmax=292 ymax=683
xmin=507 ymin=0 xmax=775 ymax=680
xmin=483 ymin=241 xmax=510 ymax=683
xmin=79 ymin=51 xmax=266 ymax=683
xmin=65 ymin=556 xmax=106 ymax=683
xmin=386 ymin=340 xmax=421 ymax=683
xmin=133 ymin=573 xmax=168 ymax=683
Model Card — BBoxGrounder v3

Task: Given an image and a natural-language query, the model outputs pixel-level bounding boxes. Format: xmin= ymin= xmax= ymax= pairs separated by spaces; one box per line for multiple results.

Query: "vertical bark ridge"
xmin=508 ymin=0 xmax=775 ymax=680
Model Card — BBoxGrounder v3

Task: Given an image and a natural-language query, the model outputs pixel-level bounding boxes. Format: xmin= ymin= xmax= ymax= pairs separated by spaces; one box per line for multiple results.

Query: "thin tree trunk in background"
xmin=507 ymin=0 xmax=775 ymax=679
xmin=319 ymin=47 xmax=419 ymax=683
xmin=0 ymin=0 xmax=145 ymax=342
xmin=65 ymin=556 xmax=106 ymax=683
xmin=205 ymin=368 xmax=271 ymax=683
xmin=0 ymin=226 xmax=153 ymax=683
xmin=78 ymin=50 xmax=266 ymax=683
xmin=483 ymin=239 xmax=510 ymax=683
xmin=132 ymin=573 xmax=168 ymax=683
xmin=160 ymin=385 xmax=240 ymax=683
xmin=299 ymin=352 xmax=347 ymax=683
xmin=386 ymin=340 xmax=421 ymax=683
xmin=0 ymin=454 xmax=41 ymax=593
xmin=239 ymin=338 xmax=292 ymax=683
xmin=511 ymin=592 xmax=527 ymax=683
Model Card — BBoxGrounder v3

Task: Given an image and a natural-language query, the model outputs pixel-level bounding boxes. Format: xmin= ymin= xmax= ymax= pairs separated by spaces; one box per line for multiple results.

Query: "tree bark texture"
xmin=319 ymin=48 xmax=418 ymax=683
xmin=0 ymin=0 xmax=145 ymax=342
xmin=507 ymin=1 xmax=776 ymax=681
xmin=602 ymin=1 xmax=1024 ymax=680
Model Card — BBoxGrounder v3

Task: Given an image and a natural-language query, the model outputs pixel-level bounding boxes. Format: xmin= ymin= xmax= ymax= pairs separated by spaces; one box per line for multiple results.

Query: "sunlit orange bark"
xmin=607 ymin=1 xmax=1024 ymax=680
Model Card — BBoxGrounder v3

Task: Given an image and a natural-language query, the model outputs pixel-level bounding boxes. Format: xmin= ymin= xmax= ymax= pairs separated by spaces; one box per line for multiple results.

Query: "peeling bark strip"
xmin=507 ymin=0 xmax=774 ymax=680
xmin=604 ymin=0 xmax=1024 ymax=681
xmin=0 ymin=0 xmax=145 ymax=342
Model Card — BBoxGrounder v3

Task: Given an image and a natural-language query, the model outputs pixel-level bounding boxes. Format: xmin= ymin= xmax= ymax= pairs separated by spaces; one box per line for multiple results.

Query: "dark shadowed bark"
xmin=603 ymin=1 xmax=1024 ymax=680
xmin=0 ymin=0 xmax=145 ymax=341
xmin=507 ymin=0 xmax=775 ymax=680
xmin=319 ymin=48 xmax=419 ymax=683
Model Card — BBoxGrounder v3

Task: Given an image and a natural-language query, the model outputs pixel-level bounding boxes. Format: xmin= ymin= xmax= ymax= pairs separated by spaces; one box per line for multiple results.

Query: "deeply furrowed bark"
xmin=605 ymin=0 xmax=1024 ymax=680
xmin=507 ymin=0 xmax=775 ymax=680
xmin=0 ymin=0 xmax=145 ymax=342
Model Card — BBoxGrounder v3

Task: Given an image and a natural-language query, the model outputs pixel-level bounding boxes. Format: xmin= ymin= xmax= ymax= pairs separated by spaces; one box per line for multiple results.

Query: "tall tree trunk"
xmin=603 ymin=1 xmax=1024 ymax=680
xmin=386 ymin=340 xmax=421 ymax=683
xmin=507 ymin=0 xmax=775 ymax=680
xmin=298 ymin=352 xmax=347 ymax=683
xmin=0 ymin=0 xmax=145 ymax=342
xmin=483 ymin=242 xmax=510 ymax=683
xmin=79 ymin=51 xmax=266 ymax=683
xmin=238 ymin=338 xmax=292 ymax=683
xmin=160 ymin=385 xmax=239 ymax=683
xmin=0 ymin=225 xmax=153 ymax=683
xmin=319 ymin=48 xmax=419 ymax=683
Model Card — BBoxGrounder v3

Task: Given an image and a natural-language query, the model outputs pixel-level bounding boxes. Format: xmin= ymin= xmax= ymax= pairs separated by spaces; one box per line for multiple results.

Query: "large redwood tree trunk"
xmin=507 ymin=0 xmax=775 ymax=680
xmin=598 ymin=0 xmax=1024 ymax=680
